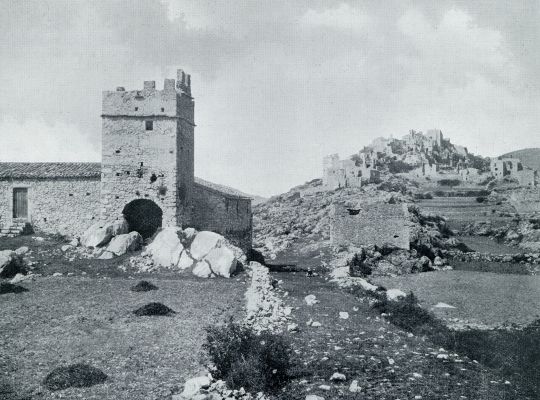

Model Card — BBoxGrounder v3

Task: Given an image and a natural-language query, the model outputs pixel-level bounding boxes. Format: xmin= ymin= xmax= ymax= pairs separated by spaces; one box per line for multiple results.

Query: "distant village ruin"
xmin=323 ymin=129 xmax=537 ymax=190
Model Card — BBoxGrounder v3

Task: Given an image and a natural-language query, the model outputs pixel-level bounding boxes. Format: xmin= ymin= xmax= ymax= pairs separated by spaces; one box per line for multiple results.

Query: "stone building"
xmin=323 ymin=153 xmax=381 ymax=190
xmin=490 ymin=157 xmax=537 ymax=187
xmin=0 ymin=69 xmax=253 ymax=251
xmin=330 ymin=203 xmax=411 ymax=250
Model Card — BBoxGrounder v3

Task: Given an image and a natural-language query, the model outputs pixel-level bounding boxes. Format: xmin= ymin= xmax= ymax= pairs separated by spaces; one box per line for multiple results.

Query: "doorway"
xmin=13 ymin=188 xmax=28 ymax=219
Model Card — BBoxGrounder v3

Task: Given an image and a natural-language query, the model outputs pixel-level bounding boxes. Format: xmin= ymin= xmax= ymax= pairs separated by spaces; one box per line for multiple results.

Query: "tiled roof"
xmin=0 ymin=162 xmax=252 ymax=200
xmin=0 ymin=162 xmax=101 ymax=179
xmin=194 ymin=177 xmax=252 ymax=199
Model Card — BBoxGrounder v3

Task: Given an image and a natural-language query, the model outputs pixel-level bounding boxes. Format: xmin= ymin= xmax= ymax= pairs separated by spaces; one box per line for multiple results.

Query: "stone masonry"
xmin=331 ymin=203 xmax=411 ymax=250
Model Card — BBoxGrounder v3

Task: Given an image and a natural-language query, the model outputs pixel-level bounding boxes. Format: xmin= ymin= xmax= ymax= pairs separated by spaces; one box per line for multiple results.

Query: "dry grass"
xmin=0 ymin=274 xmax=246 ymax=400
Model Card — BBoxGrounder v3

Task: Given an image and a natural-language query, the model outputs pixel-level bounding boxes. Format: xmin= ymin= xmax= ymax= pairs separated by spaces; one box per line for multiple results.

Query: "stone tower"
xmin=100 ymin=69 xmax=195 ymax=235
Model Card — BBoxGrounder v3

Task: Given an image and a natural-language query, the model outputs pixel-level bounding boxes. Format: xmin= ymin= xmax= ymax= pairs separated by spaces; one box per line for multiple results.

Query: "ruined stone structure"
xmin=490 ymin=157 xmax=537 ymax=187
xmin=330 ymin=203 xmax=411 ymax=250
xmin=323 ymin=153 xmax=380 ymax=190
xmin=0 ymin=70 xmax=253 ymax=251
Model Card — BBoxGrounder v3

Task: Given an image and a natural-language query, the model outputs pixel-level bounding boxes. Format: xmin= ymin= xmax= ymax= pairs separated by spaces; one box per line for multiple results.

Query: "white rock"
xmin=107 ymin=232 xmax=143 ymax=256
xmin=69 ymin=238 xmax=80 ymax=247
xmin=436 ymin=354 xmax=449 ymax=360
xmin=181 ymin=227 xmax=197 ymax=246
xmin=318 ymin=385 xmax=331 ymax=390
xmin=32 ymin=236 xmax=44 ymax=241
xmin=434 ymin=302 xmax=456 ymax=309
xmin=146 ymin=227 xmax=184 ymax=267
xmin=311 ymin=321 xmax=322 ymax=327
xmin=358 ymin=278 xmax=378 ymax=292
xmin=181 ymin=375 xmax=212 ymax=398
xmin=306 ymin=396 xmax=325 ymax=400
xmin=304 ymin=294 xmax=319 ymax=306
xmin=387 ymin=289 xmax=407 ymax=301
xmin=339 ymin=312 xmax=349 ymax=320
xmin=204 ymin=246 xmax=237 ymax=278
xmin=14 ymin=246 xmax=29 ymax=256
xmin=61 ymin=245 xmax=72 ymax=252
xmin=111 ymin=217 xmax=129 ymax=236
xmin=330 ymin=372 xmax=346 ymax=382
xmin=189 ymin=231 xmax=224 ymax=260
xmin=434 ymin=256 xmax=444 ymax=267
xmin=81 ymin=223 xmax=114 ymax=248
xmin=177 ymin=251 xmax=195 ymax=270
xmin=52 ymin=272 xmax=63 ymax=277
xmin=330 ymin=266 xmax=350 ymax=279
xmin=9 ymin=273 xmax=28 ymax=284
xmin=287 ymin=323 xmax=299 ymax=332
xmin=98 ymin=251 xmax=114 ymax=260
xmin=192 ymin=260 xmax=213 ymax=278
xmin=349 ymin=380 xmax=361 ymax=393
xmin=0 ymin=250 xmax=15 ymax=270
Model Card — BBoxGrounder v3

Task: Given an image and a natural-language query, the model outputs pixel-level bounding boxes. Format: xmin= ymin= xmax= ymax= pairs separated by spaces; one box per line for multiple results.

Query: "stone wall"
xmin=331 ymin=203 xmax=410 ymax=250
xmin=0 ymin=178 xmax=100 ymax=236
xmin=191 ymin=182 xmax=252 ymax=252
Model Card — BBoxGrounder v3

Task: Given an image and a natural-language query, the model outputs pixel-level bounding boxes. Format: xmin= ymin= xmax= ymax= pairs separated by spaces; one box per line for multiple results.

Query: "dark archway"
xmin=122 ymin=199 xmax=163 ymax=239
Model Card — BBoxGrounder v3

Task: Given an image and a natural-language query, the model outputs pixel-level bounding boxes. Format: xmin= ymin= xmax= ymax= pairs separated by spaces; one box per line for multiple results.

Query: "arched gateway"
xmin=122 ymin=199 xmax=162 ymax=239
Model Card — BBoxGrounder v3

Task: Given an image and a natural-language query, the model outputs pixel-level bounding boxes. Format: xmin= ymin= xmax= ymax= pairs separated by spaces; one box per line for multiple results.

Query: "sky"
xmin=0 ymin=0 xmax=539 ymax=197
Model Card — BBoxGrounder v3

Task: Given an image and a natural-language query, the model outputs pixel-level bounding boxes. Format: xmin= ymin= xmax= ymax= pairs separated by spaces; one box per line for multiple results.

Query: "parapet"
xmin=176 ymin=69 xmax=191 ymax=96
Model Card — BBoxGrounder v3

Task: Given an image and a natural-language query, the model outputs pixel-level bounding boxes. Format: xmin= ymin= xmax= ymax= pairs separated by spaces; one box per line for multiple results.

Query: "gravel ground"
xmin=0 ymin=275 xmax=246 ymax=400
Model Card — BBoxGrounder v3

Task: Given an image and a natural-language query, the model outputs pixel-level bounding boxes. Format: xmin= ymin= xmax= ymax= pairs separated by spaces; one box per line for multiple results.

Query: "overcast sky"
xmin=1 ymin=1 xmax=539 ymax=196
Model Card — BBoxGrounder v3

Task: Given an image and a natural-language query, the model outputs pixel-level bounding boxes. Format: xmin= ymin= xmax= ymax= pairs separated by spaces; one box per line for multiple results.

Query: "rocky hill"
xmin=500 ymin=148 xmax=540 ymax=171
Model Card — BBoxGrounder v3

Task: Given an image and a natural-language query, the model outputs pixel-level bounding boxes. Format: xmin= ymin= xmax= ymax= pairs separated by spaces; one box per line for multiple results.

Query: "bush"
xmin=372 ymin=292 xmax=435 ymax=331
xmin=438 ymin=179 xmax=461 ymax=187
xmin=348 ymin=251 xmax=372 ymax=277
xmin=130 ymin=280 xmax=158 ymax=292
xmin=476 ymin=196 xmax=486 ymax=203
xmin=203 ymin=321 xmax=292 ymax=393
xmin=43 ymin=364 xmax=107 ymax=391
xmin=132 ymin=302 xmax=175 ymax=316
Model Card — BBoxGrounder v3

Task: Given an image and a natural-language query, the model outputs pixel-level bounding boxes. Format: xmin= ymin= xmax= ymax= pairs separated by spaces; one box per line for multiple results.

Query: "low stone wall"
xmin=191 ymin=183 xmax=252 ymax=252
xmin=331 ymin=203 xmax=411 ymax=250
xmin=0 ymin=178 xmax=100 ymax=236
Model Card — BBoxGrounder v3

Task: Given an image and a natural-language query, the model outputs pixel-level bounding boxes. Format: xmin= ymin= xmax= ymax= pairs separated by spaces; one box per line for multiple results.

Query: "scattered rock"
xmin=386 ymin=288 xmax=407 ymax=301
xmin=14 ymin=246 xmax=29 ymax=256
xmin=306 ymin=396 xmax=325 ymax=400
xmin=0 ymin=250 xmax=26 ymax=279
xmin=177 ymin=250 xmax=195 ymax=270
xmin=81 ymin=222 xmax=114 ymax=248
xmin=287 ymin=323 xmax=299 ymax=332
xmin=339 ymin=312 xmax=349 ymax=319
xmin=311 ymin=321 xmax=322 ymax=327
xmin=61 ymin=245 xmax=72 ymax=252
xmin=52 ymin=272 xmax=63 ymax=277
xmin=130 ymin=280 xmax=158 ymax=292
xmin=434 ymin=302 xmax=456 ymax=309
xmin=69 ymin=238 xmax=80 ymax=247
xmin=0 ymin=282 xmax=28 ymax=294
xmin=42 ymin=363 xmax=108 ymax=391
xmin=180 ymin=375 xmax=212 ymax=398
xmin=304 ymin=294 xmax=319 ymax=306
xmin=132 ymin=302 xmax=176 ymax=316
xmin=9 ymin=273 xmax=32 ymax=284
xmin=98 ymin=251 xmax=115 ymax=260
xmin=107 ymin=231 xmax=143 ymax=256
xmin=330 ymin=372 xmax=347 ymax=382
xmin=349 ymin=380 xmax=361 ymax=393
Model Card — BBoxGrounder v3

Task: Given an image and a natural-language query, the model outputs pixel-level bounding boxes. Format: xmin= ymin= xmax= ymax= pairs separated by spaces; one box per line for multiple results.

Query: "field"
xmin=373 ymin=271 xmax=540 ymax=328
xmin=0 ymin=256 xmax=245 ymax=399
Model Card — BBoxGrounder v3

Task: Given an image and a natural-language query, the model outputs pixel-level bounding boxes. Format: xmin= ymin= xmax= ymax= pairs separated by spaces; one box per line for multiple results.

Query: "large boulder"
xmin=189 ymin=231 xmax=225 ymax=260
xmin=204 ymin=246 xmax=237 ymax=278
xmin=107 ymin=232 xmax=143 ymax=256
xmin=192 ymin=260 xmax=213 ymax=278
xmin=145 ymin=228 xmax=184 ymax=267
xmin=177 ymin=251 xmax=195 ymax=270
xmin=81 ymin=223 xmax=114 ymax=248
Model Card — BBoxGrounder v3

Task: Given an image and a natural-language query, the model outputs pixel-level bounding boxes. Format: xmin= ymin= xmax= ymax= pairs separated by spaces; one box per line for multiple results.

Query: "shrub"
xmin=372 ymin=292 xmax=434 ymax=331
xmin=348 ymin=252 xmax=372 ymax=277
xmin=476 ymin=196 xmax=486 ymax=203
xmin=203 ymin=321 xmax=292 ymax=393
xmin=132 ymin=302 xmax=175 ymax=316
xmin=388 ymin=160 xmax=414 ymax=174
xmin=0 ymin=282 xmax=28 ymax=294
xmin=130 ymin=280 xmax=158 ymax=292
xmin=438 ymin=179 xmax=461 ymax=187
xmin=43 ymin=364 xmax=107 ymax=391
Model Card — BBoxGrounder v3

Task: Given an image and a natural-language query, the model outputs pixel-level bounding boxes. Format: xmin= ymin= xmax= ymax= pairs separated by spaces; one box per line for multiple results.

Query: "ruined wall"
xmin=331 ymin=203 xmax=410 ymax=250
xmin=0 ymin=178 xmax=100 ymax=235
xmin=191 ymin=183 xmax=252 ymax=252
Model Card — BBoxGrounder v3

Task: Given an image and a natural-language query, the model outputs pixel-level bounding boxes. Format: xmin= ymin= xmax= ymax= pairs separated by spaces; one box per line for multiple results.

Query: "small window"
xmin=135 ymin=107 xmax=138 ymax=111
xmin=161 ymin=107 xmax=165 ymax=112
xmin=145 ymin=120 xmax=153 ymax=131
